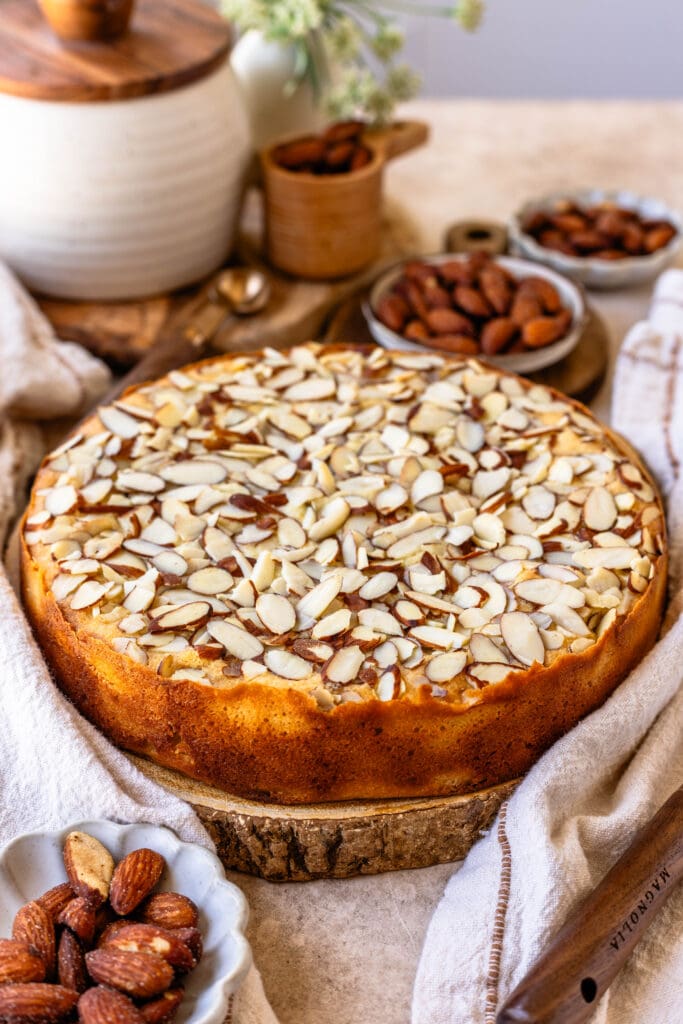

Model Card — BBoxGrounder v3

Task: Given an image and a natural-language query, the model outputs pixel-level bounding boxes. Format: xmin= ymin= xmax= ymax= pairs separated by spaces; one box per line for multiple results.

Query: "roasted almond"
xmin=165 ymin=929 xmax=202 ymax=968
xmin=454 ymin=285 xmax=492 ymax=318
xmin=138 ymin=989 xmax=184 ymax=1024
xmin=85 ymin=949 xmax=173 ymax=1000
xmin=0 ymin=984 xmax=78 ymax=1023
xmin=517 ymin=276 xmax=562 ymax=314
xmin=375 ymin=294 xmax=409 ymax=333
xmin=78 ymin=986 xmax=144 ymax=1024
xmin=12 ymin=903 xmax=55 ymax=978
xmin=63 ymin=832 xmax=114 ymax=907
xmin=425 ymin=308 xmax=474 ymax=336
xmin=510 ymin=292 xmax=542 ymax=327
xmin=56 ymin=898 xmax=98 ymax=946
xmin=478 ymin=265 xmax=512 ymax=315
xmin=136 ymin=894 xmax=198 ymax=932
xmin=480 ymin=317 xmax=517 ymax=356
xmin=426 ymin=334 xmax=479 ymax=355
xmin=109 ymin=850 xmax=165 ymax=916
xmin=522 ymin=316 xmax=566 ymax=349
xmin=35 ymin=885 xmax=74 ymax=923
xmin=102 ymin=925 xmax=193 ymax=973
xmin=0 ymin=940 xmax=46 ymax=984
xmin=57 ymin=931 xmax=88 ymax=994
xmin=274 ymin=137 xmax=326 ymax=170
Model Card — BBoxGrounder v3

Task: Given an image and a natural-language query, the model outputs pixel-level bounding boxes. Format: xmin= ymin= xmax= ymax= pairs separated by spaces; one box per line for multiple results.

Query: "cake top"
xmin=25 ymin=344 xmax=664 ymax=710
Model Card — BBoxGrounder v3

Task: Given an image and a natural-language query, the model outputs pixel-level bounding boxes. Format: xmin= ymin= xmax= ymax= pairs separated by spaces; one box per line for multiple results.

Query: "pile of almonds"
xmin=25 ymin=345 xmax=664 ymax=711
xmin=0 ymin=831 xmax=202 ymax=1024
xmin=521 ymin=199 xmax=678 ymax=260
xmin=271 ymin=121 xmax=371 ymax=175
xmin=374 ymin=253 xmax=573 ymax=356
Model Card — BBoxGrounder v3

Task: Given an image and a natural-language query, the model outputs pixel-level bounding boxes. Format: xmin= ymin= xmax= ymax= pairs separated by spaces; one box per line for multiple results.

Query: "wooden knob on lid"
xmin=38 ymin=0 xmax=136 ymax=42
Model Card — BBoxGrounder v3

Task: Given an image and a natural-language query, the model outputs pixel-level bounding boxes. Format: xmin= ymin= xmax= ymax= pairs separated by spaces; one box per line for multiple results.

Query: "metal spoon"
xmin=108 ymin=266 xmax=271 ymax=401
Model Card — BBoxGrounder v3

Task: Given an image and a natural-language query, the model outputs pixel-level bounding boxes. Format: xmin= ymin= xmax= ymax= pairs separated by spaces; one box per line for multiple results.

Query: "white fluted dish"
xmin=0 ymin=62 xmax=251 ymax=301
xmin=0 ymin=820 xmax=251 ymax=1024
xmin=365 ymin=253 xmax=586 ymax=375
xmin=509 ymin=189 xmax=682 ymax=290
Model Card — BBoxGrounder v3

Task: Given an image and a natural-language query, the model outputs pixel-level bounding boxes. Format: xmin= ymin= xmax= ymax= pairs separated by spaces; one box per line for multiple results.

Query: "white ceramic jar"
xmin=0 ymin=60 xmax=251 ymax=301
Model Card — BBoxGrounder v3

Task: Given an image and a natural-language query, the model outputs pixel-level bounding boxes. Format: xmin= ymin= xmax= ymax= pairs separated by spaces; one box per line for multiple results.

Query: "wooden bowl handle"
xmin=497 ymin=785 xmax=683 ymax=1024
xmin=366 ymin=120 xmax=429 ymax=163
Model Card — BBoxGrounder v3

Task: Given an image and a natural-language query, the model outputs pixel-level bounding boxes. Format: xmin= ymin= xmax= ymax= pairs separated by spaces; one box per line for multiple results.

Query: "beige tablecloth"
xmin=231 ymin=98 xmax=683 ymax=1024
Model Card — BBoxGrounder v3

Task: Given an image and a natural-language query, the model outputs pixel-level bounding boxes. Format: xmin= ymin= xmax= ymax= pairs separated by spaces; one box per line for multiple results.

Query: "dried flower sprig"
xmin=222 ymin=0 xmax=485 ymax=124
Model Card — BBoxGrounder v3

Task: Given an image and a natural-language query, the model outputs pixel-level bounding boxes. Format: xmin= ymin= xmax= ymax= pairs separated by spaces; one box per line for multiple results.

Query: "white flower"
xmin=454 ymin=0 xmax=484 ymax=32
xmin=371 ymin=22 xmax=404 ymax=62
xmin=324 ymin=15 xmax=362 ymax=62
xmin=222 ymin=0 xmax=323 ymax=41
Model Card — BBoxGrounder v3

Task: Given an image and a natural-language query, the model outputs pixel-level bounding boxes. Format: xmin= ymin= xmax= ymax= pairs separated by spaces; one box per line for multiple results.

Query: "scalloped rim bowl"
xmin=0 ymin=820 xmax=251 ymax=1024
xmin=509 ymin=188 xmax=682 ymax=290
xmin=365 ymin=253 xmax=587 ymax=375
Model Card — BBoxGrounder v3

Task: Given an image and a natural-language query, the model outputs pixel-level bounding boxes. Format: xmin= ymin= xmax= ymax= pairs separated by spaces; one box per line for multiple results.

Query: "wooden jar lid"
xmin=0 ymin=0 xmax=231 ymax=102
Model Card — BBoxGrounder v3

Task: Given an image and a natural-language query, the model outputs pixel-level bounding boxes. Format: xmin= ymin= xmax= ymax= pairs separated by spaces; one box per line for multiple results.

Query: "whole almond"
xmin=479 ymin=265 xmax=512 ymax=315
xmin=103 ymin=925 xmax=193 ymax=973
xmin=78 ymin=986 xmax=144 ymax=1024
xmin=0 ymin=984 xmax=78 ymax=1023
xmin=63 ymin=832 xmax=115 ymax=907
xmin=454 ymin=285 xmax=492 ymax=318
xmin=425 ymin=334 xmax=479 ymax=355
xmin=35 ymin=885 xmax=74 ymax=923
xmin=12 ymin=903 xmax=55 ymax=978
xmin=96 ymin=920 xmax=131 ymax=949
xmin=403 ymin=319 xmax=429 ymax=342
xmin=137 ymin=894 xmax=198 ymax=931
xmin=323 ymin=120 xmax=364 ymax=144
xmin=402 ymin=281 xmax=430 ymax=321
xmin=480 ymin=317 xmax=517 ymax=356
xmin=425 ymin=308 xmax=474 ymax=336
xmin=375 ymin=294 xmax=409 ymax=333
xmin=109 ymin=850 xmax=165 ymax=917
xmin=510 ymin=292 xmax=543 ymax=327
xmin=438 ymin=260 xmax=475 ymax=285
xmin=57 ymin=898 xmax=98 ymax=946
xmin=422 ymin=283 xmax=451 ymax=309
xmin=274 ymin=137 xmax=325 ymax=170
xmin=0 ymin=940 xmax=46 ymax=984
xmin=57 ymin=931 xmax=88 ymax=994
xmin=85 ymin=949 xmax=173 ymax=1000
xmin=324 ymin=141 xmax=354 ymax=171
xmin=139 ymin=988 xmax=184 ymax=1024
xmin=166 ymin=929 xmax=202 ymax=969
xmin=551 ymin=212 xmax=587 ymax=234
xmin=569 ymin=229 xmax=606 ymax=252
xmin=644 ymin=224 xmax=676 ymax=253
xmin=517 ymin=276 xmax=562 ymax=314
xmin=522 ymin=316 xmax=566 ymax=349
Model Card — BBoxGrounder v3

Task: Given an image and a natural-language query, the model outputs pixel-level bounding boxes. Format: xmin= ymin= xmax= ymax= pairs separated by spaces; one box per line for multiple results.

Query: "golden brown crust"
xmin=20 ymin=345 xmax=668 ymax=803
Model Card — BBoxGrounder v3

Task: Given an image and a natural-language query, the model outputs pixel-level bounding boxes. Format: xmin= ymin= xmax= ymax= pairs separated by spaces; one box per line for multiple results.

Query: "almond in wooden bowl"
xmin=509 ymin=189 xmax=682 ymax=289
xmin=365 ymin=253 xmax=586 ymax=374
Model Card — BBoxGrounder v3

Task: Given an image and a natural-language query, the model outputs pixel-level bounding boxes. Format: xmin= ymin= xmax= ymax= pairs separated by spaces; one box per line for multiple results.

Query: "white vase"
xmin=230 ymin=29 xmax=329 ymax=150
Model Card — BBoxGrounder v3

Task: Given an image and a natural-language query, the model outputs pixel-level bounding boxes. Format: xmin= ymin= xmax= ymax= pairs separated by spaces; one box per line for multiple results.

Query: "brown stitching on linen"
xmin=224 ymin=994 xmax=235 ymax=1023
xmin=663 ymin=337 xmax=681 ymax=481
xmin=484 ymin=800 xmax=512 ymax=1024
xmin=621 ymin=350 xmax=677 ymax=374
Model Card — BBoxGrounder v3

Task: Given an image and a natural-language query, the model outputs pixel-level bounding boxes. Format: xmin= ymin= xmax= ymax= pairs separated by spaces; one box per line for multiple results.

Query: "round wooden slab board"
xmin=324 ymin=292 xmax=609 ymax=403
xmin=128 ymin=755 xmax=518 ymax=882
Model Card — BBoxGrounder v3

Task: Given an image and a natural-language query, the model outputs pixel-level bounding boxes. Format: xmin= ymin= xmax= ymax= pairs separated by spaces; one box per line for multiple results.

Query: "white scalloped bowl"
xmin=365 ymin=253 xmax=586 ymax=375
xmin=0 ymin=821 xmax=251 ymax=1024
xmin=509 ymin=188 xmax=682 ymax=289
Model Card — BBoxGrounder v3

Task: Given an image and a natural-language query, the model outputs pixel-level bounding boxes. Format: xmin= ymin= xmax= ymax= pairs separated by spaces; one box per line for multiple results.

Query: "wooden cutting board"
xmin=129 ymin=755 xmax=518 ymax=882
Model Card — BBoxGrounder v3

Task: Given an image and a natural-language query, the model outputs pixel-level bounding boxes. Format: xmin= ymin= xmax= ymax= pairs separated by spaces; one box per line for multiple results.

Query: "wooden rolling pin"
xmin=497 ymin=784 xmax=683 ymax=1023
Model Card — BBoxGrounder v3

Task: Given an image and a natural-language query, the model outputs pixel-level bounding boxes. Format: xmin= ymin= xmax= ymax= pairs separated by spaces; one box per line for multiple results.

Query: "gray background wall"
xmin=397 ymin=0 xmax=681 ymax=98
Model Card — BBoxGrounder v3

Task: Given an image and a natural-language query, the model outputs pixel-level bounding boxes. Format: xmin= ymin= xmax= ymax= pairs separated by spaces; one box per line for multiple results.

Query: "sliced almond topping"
xmin=203 ymin=525 xmax=234 ymax=563
xmin=308 ymin=497 xmax=350 ymax=542
xmin=500 ymin=612 xmax=545 ymax=667
xmin=522 ymin=485 xmax=556 ymax=521
xmin=409 ymin=625 xmax=462 ymax=650
xmin=45 ymin=485 xmax=78 ymax=517
xmin=472 ymin=467 xmax=511 ymax=501
xmin=411 ymin=469 xmax=444 ymax=507
xmin=541 ymin=603 xmax=591 ymax=637
xmin=359 ymin=572 xmax=398 ymax=601
xmin=470 ymin=633 xmax=507 ymax=663
xmin=151 ymin=601 xmax=211 ymax=630
xmin=374 ymin=483 xmax=409 ymax=515
xmin=292 ymin=639 xmax=334 ymax=663
xmin=187 ymin=567 xmax=233 ymax=595
xmin=153 ymin=550 xmax=188 ymax=577
xmin=584 ymin=487 xmax=617 ymax=532
xmin=467 ymin=662 xmax=512 ymax=685
xmin=207 ymin=619 xmax=264 ymax=660
xmin=118 ymin=470 xmax=165 ymax=493
xmin=325 ymin=645 xmax=365 ymax=684
xmin=70 ymin=580 xmax=108 ymax=610
xmin=376 ymin=668 xmax=400 ymax=701
xmin=297 ymin=576 xmax=342 ymax=621
xmin=312 ymin=608 xmax=351 ymax=639
xmin=358 ymin=608 xmax=403 ymax=636
xmin=256 ymin=593 xmax=297 ymax=634
xmin=265 ymin=649 xmax=311 ymax=679
xmin=426 ymin=650 xmax=466 ymax=683
xmin=99 ymin=405 xmax=141 ymax=438
xmin=394 ymin=599 xmax=424 ymax=626
xmin=573 ymin=547 xmax=636 ymax=570
xmin=277 ymin=518 xmax=307 ymax=548
xmin=160 ymin=461 xmax=227 ymax=486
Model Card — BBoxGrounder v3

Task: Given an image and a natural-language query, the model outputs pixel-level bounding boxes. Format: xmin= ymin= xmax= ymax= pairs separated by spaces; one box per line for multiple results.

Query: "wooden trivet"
xmin=129 ymin=755 xmax=517 ymax=882
xmin=324 ymin=291 xmax=609 ymax=403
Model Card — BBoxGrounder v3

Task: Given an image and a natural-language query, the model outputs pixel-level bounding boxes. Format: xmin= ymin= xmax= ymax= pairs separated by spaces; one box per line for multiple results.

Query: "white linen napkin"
xmin=412 ymin=268 xmax=683 ymax=1023
xmin=0 ymin=264 xmax=277 ymax=1024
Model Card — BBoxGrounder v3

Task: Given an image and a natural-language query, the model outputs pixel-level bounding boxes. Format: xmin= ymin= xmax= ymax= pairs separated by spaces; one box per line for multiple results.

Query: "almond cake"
xmin=21 ymin=344 xmax=667 ymax=803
